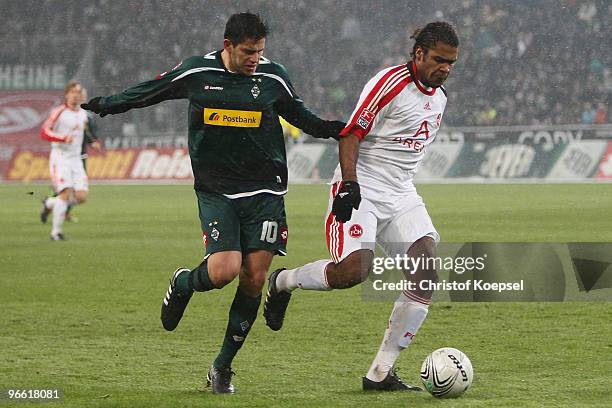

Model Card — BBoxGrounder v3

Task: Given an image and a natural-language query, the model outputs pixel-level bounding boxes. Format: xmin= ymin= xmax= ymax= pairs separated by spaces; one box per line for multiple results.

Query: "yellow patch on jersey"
xmin=204 ymin=108 xmax=262 ymax=128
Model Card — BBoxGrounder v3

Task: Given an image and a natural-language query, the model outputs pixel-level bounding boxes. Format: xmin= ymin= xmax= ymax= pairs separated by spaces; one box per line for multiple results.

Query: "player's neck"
xmin=411 ymin=61 xmax=434 ymax=90
xmin=220 ymin=50 xmax=237 ymax=73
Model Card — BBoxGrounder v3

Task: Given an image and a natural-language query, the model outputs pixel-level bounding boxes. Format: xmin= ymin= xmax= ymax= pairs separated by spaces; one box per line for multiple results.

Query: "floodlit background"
xmin=1 ymin=0 xmax=611 ymax=183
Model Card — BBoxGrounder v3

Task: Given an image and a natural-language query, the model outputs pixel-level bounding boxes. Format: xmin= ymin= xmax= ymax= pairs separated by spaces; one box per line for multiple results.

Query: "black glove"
xmin=81 ymin=97 xmax=129 ymax=117
xmin=316 ymin=120 xmax=345 ymax=141
xmin=332 ymin=181 xmax=361 ymax=223
xmin=81 ymin=97 xmax=105 ymax=116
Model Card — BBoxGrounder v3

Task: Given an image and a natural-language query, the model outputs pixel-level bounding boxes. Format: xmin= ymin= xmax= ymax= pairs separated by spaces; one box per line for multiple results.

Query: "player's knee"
xmin=74 ymin=190 xmax=88 ymax=204
xmin=412 ymin=236 xmax=436 ymax=258
xmin=213 ymin=274 xmax=236 ymax=288
xmin=208 ymin=264 xmax=240 ymax=288
xmin=243 ymin=270 xmax=266 ymax=293
xmin=58 ymin=188 xmax=73 ymax=200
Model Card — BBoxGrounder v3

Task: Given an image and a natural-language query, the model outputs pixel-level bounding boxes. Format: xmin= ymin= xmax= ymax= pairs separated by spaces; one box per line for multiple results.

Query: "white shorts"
xmin=50 ymin=156 xmax=89 ymax=193
xmin=325 ymin=181 xmax=439 ymax=263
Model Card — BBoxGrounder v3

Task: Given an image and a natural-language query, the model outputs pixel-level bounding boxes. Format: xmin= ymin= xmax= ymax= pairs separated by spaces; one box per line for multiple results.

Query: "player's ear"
xmin=415 ymin=46 xmax=424 ymax=62
xmin=223 ymin=39 xmax=233 ymax=52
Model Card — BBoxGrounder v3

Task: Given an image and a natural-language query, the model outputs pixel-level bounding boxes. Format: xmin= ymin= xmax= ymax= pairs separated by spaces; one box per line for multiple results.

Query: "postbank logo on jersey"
xmin=203 ymin=108 xmax=262 ymax=128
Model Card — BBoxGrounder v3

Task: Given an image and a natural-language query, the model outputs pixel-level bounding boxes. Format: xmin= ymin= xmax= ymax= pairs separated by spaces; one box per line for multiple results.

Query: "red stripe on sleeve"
xmin=377 ymin=76 xmax=411 ymax=113
xmin=340 ymin=66 xmax=410 ymax=141
xmin=40 ymin=105 xmax=68 ymax=142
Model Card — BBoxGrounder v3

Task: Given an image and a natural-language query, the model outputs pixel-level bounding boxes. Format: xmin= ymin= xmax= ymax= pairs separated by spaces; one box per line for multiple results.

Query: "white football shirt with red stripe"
xmin=335 ymin=61 xmax=447 ymax=195
xmin=40 ymin=104 xmax=88 ymax=161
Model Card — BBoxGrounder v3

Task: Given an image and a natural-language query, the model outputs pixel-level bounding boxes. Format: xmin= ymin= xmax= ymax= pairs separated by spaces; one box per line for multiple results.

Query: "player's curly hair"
xmin=224 ymin=12 xmax=270 ymax=44
xmin=410 ymin=21 xmax=459 ymax=58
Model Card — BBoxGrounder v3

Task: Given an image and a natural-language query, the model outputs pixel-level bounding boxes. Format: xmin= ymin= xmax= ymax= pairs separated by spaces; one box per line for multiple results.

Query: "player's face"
xmin=415 ymin=43 xmax=458 ymax=88
xmin=224 ymin=37 xmax=265 ymax=76
xmin=65 ymin=85 xmax=83 ymax=108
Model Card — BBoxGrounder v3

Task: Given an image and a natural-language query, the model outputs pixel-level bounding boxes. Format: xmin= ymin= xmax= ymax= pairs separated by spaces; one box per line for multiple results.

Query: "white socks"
xmin=275 ymin=260 xmax=332 ymax=292
xmin=51 ymin=198 xmax=68 ymax=236
xmin=44 ymin=197 xmax=57 ymax=210
xmin=365 ymin=293 xmax=429 ymax=382
xmin=276 ymin=260 xmax=430 ymax=382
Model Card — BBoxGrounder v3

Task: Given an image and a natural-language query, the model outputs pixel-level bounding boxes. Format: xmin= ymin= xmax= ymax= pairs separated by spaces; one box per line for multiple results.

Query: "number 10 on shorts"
xmin=260 ymin=220 xmax=278 ymax=243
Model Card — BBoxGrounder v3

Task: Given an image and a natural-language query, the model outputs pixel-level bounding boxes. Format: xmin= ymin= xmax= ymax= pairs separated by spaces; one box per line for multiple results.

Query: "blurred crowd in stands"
xmin=3 ymin=0 xmax=610 ymax=135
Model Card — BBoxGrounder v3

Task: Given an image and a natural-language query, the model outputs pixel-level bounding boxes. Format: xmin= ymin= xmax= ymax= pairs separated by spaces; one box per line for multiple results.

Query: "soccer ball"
xmin=420 ymin=347 xmax=473 ymax=398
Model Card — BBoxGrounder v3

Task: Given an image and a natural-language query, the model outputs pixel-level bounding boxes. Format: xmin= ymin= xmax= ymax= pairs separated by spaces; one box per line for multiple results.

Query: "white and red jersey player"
xmin=40 ymin=103 xmax=89 ymax=192
xmin=327 ymin=61 xmax=446 ymax=262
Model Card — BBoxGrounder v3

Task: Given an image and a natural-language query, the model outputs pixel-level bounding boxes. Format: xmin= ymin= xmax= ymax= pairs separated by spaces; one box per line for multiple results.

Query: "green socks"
xmin=174 ymin=261 xmax=261 ymax=369
xmin=174 ymin=260 xmax=216 ymax=296
xmin=214 ymin=287 xmax=261 ymax=369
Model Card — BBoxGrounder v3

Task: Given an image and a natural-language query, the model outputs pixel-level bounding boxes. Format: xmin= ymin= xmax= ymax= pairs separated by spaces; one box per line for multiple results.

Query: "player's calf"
xmin=326 ymin=249 xmax=374 ymax=289
xmin=404 ymin=236 xmax=438 ymax=301
xmin=238 ymin=268 xmax=266 ymax=297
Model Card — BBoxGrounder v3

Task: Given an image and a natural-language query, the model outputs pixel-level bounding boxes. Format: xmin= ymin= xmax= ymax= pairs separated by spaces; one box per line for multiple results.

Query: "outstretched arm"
xmin=277 ymin=95 xmax=345 ymax=140
xmin=82 ymin=59 xmax=191 ymax=117
xmin=273 ymin=65 xmax=344 ymax=140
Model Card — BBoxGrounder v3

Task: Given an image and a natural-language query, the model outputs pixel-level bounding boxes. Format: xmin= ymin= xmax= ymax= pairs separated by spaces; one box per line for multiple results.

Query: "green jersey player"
xmin=82 ymin=12 xmax=344 ymax=394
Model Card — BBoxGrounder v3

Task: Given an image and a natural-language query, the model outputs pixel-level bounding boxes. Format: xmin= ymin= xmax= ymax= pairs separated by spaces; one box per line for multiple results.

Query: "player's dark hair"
xmin=410 ymin=21 xmax=459 ymax=58
xmin=224 ymin=12 xmax=269 ymax=44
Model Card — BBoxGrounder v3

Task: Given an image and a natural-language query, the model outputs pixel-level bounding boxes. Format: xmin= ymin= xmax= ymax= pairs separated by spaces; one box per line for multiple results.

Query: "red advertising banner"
xmin=0 ymin=91 xmax=64 ymax=148
xmin=596 ymin=141 xmax=612 ymax=180
xmin=0 ymin=91 xmax=64 ymax=179
xmin=4 ymin=147 xmax=193 ymax=182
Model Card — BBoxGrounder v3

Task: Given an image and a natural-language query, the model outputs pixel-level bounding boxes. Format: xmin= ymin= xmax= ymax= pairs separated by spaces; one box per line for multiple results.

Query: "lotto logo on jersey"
xmin=280 ymin=226 xmax=289 ymax=243
xmin=204 ymin=108 xmax=262 ymax=128
xmin=356 ymin=109 xmax=375 ymax=130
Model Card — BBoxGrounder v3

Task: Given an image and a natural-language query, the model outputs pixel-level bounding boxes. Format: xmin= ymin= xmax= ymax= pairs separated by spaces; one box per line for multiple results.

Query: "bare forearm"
xmin=339 ymin=133 xmax=360 ymax=181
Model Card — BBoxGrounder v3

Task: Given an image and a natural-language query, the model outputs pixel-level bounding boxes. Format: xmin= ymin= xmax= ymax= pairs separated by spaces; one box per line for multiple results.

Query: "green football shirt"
xmin=98 ymin=50 xmax=336 ymax=197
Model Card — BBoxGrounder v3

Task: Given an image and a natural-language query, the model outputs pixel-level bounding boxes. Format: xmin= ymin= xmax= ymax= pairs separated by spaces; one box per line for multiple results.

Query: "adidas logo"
xmin=163 ymin=286 xmax=172 ymax=306
xmin=424 ymin=102 xmax=431 ymax=110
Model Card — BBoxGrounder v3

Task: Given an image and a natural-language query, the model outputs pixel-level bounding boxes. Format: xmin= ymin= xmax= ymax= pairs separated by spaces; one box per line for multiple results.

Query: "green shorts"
xmin=196 ymin=191 xmax=288 ymax=257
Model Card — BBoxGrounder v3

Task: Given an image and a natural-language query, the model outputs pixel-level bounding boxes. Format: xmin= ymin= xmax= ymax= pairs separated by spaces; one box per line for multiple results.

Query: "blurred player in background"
xmin=63 ymin=87 xmax=101 ymax=222
xmin=39 ymin=80 xmax=91 ymax=240
xmin=41 ymin=86 xmax=101 ymax=224
xmin=264 ymin=22 xmax=459 ymax=391
xmin=81 ymin=12 xmax=344 ymax=394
